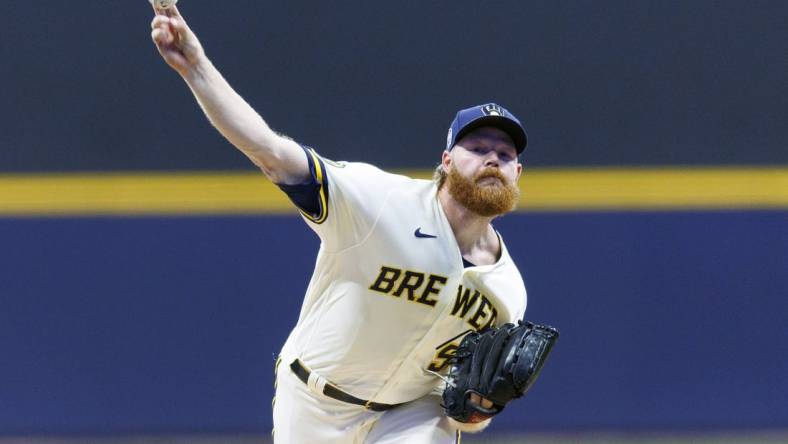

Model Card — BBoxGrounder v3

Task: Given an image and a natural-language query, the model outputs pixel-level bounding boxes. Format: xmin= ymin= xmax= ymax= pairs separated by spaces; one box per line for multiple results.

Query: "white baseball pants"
xmin=272 ymin=359 xmax=460 ymax=444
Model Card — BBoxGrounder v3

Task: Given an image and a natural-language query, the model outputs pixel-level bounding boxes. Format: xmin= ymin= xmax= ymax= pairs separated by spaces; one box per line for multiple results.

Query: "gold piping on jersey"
xmin=299 ymin=148 xmax=329 ymax=224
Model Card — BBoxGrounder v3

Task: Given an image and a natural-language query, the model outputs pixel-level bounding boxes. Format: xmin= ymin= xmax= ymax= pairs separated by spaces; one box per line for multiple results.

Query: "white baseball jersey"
xmin=278 ymin=148 xmax=527 ymax=406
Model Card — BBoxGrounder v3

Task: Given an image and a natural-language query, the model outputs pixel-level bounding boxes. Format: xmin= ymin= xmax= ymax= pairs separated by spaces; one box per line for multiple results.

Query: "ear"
xmin=441 ymin=150 xmax=452 ymax=173
xmin=515 ymin=161 xmax=523 ymax=181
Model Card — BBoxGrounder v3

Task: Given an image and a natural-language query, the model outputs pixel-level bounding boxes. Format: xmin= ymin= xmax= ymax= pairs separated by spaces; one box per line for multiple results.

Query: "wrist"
xmin=181 ymin=55 xmax=213 ymax=83
xmin=448 ymin=417 xmax=492 ymax=434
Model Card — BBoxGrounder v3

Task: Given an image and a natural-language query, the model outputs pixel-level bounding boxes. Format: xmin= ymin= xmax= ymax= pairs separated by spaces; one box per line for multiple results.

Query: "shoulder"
xmin=320 ymin=155 xmax=427 ymax=191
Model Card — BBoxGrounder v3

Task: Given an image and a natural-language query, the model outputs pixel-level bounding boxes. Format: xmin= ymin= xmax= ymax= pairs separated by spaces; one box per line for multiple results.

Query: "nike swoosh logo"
xmin=414 ymin=227 xmax=437 ymax=239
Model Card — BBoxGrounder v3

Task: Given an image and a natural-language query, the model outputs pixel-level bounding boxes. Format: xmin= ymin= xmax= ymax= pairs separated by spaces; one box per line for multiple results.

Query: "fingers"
xmin=150 ymin=2 xmax=183 ymax=19
xmin=151 ymin=2 xmax=165 ymax=16
xmin=169 ymin=17 xmax=189 ymax=36
xmin=149 ymin=2 xmax=200 ymax=72
xmin=151 ymin=16 xmax=171 ymax=44
xmin=150 ymin=11 xmax=190 ymax=38
xmin=469 ymin=393 xmax=494 ymax=409
xmin=168 ymin=4 xmax=183 ymax=18
xmin=151 ymin=15 xmax=170 ymax=30
xmin=150 ymin=14 xmax=188 ymax=47
xmin=151 ymin=27 xmax=171 ymax=46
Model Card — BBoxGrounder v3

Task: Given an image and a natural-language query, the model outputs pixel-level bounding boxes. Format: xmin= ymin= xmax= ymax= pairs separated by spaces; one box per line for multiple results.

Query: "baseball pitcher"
xmin=150 ymin=5 xmax=558 ymax=443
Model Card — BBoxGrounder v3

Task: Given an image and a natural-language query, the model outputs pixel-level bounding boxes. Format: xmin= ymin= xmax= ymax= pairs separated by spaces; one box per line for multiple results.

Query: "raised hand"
xmin=150 ymin=5 xmax=205 ymax=76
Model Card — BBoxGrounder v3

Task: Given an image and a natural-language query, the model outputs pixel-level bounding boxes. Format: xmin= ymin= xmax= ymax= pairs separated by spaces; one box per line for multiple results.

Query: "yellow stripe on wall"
xmin=0 ymin=167 xmax=786 ymax=216
xmin=519 ymin=167 xmax=788 ymax=211
xmin=0 ymin=172 xmax=292 ymax=216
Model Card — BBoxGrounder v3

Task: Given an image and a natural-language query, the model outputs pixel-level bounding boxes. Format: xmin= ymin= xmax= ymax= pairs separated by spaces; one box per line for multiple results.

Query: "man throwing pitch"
xmin=150 ymin=5 xmax=557 ymax=443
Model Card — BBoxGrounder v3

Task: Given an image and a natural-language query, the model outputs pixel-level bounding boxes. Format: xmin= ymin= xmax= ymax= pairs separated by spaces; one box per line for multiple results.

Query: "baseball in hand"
xmin=150 ymin=0 xmax=178 ymax=9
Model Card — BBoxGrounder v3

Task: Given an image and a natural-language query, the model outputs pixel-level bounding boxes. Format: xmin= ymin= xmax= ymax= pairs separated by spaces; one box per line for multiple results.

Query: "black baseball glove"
xmin=442 ymin=321 xmax=559 ymax=424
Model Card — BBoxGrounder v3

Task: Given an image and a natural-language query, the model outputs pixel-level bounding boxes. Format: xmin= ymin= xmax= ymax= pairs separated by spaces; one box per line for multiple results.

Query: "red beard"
xmin=446 ymin=166 xmax=520 ymax=217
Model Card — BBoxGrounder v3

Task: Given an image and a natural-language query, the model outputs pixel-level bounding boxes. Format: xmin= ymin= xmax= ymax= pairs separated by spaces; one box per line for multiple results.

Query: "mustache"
xmin=474 ymin=168 xmax=508 ymax=184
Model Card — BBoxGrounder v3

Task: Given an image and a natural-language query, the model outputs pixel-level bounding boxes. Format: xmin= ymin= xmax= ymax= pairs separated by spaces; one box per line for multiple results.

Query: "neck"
xmin=437 ymin=185 xmax=497 ymax=256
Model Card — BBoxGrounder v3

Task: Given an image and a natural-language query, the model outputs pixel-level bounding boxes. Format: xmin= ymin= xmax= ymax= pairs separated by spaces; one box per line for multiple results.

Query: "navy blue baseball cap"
xmin=446 ymin=103 xmax=527 ymax=154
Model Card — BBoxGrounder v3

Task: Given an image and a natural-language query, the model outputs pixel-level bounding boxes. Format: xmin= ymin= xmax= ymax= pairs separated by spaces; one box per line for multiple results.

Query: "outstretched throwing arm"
xmin=149 ymin=5 xmax=308 ymax=185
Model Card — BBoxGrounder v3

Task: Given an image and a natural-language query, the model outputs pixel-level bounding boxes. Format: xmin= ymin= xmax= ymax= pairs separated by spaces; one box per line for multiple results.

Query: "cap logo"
xmin=446 ymin=127 xmax=453 ymax=149
xmin=482 ymin=104 xmax=504 ymax=117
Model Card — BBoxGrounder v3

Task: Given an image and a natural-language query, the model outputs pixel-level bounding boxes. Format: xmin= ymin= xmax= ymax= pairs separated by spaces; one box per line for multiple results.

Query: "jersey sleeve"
xmin=276 ymin=146 xmax=329 ymax=224
xmin=277 ymin=146 xmax=409 ymax=251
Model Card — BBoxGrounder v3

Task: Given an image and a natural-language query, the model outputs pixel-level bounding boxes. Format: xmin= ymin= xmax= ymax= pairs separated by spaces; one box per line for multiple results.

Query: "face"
xmin=442 ymin=126 xmax=522 ymax=216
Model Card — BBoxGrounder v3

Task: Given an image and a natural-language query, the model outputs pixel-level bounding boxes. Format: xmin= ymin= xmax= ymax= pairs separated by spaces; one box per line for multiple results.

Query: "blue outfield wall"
xmin=1 ymin=211 xmax=786 ymax=435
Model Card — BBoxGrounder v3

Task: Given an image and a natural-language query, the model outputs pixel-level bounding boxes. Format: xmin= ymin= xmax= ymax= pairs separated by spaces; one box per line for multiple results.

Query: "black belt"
xmin=289 ymin=359 xmax=400 ymax=412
